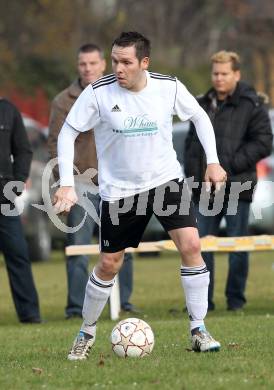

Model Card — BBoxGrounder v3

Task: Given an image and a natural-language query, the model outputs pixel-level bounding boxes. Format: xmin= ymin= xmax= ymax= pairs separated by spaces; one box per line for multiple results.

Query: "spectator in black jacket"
xmin=0 ymin=98 xmax=41 ymax=323
xmin=184 ymin=51 xmax=272 ymax=311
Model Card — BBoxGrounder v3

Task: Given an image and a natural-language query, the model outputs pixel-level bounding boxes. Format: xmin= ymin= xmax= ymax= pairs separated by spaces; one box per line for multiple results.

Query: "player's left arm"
xmin=174 ymin=79 xmax=227 ymax=190
xmin=191 ymin=109 xmax=227 ymax=191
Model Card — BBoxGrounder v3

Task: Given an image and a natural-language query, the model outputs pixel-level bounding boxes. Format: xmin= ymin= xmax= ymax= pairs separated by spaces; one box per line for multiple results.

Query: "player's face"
xmin=211 ymin=62 xmax=240 ymax=99
xmin=111 ymin=45 xmax=149 ymax=92
xmin=77 ymin=51 xmax=106 ymax=86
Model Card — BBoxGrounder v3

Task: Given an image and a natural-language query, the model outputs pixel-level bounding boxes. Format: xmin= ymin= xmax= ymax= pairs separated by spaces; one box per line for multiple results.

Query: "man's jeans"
xmin=0 ymin=214 xmax=40 ymax=321
xmin=66 ymin=189 xmax=133 ymax=316
xmin=195 ymin=200 xmax=250 ymax=310
xmin=119 ymin=253 xmax=133 ymax=310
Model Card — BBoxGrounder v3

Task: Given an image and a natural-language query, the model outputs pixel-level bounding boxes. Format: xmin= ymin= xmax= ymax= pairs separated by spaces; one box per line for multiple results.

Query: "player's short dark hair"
xmin=112 ymin=32 xmax=151 ymax=61
xmin=78 ymin=43 xmax=104 ymax=58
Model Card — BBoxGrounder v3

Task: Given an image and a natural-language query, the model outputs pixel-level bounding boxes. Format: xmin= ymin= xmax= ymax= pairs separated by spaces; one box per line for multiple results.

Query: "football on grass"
xmin=110 ymin=318 xmax=154 ymax=358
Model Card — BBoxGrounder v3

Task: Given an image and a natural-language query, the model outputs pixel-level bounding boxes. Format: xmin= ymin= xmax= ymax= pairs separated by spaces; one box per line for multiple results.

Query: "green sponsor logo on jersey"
xmin=113 ymin=115 xmax=158 ymax=135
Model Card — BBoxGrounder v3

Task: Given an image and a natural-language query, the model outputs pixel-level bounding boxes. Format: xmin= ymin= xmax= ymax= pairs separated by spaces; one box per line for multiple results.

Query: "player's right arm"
xmin=53 ymin=123 xmax=79 ymax=213
xmin=53 ymin=85 xmax=100 ymax=214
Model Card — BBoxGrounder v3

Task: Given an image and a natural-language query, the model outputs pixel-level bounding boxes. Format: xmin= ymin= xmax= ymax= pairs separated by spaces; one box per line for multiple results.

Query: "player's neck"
xmin=130 ymin=71 xmax=147 ymax=92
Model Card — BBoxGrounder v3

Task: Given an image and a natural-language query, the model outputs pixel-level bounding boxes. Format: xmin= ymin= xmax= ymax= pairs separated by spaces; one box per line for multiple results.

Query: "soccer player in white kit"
xmin=54 ymin=32 xmax=227 ymax=360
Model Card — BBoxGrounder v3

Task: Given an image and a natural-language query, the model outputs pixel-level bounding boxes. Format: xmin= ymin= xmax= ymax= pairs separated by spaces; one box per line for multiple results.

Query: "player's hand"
xmin=204 ymin=163 xmax=227 ymax=193
xmin=53 ymin=186 xmax=78 ymax=214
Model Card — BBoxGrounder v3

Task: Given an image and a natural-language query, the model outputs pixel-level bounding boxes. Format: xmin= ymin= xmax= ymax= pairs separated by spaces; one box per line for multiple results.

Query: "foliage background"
xmin=0 ymin=0 xmax=274 ymax=109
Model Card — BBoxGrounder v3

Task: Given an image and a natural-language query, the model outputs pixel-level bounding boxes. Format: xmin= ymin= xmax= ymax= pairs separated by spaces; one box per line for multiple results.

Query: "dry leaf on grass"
xmin=185 ymin=348 xmax=195 ymax=352
xmin=228 ymin=342 xmax=240 ymax=349
xmin=32 ymin=367 xmax=43 ymax=374
xmin=98 ymin=353 xmax=105 ymax=366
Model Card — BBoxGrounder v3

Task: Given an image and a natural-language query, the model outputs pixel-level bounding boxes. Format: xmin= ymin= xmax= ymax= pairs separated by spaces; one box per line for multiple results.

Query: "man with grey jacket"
xmin=48 ymin=43 xmax=135 ymax=318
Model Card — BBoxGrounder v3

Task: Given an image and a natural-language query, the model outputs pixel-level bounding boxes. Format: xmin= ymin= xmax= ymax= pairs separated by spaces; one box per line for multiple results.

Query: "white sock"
xmin=81 ymin=269 xmax=115 ymax=336
xmin=180 ymin=264 xmax=209 ymax=332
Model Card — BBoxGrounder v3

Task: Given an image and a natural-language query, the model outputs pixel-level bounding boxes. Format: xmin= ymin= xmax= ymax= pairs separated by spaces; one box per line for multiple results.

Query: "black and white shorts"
xmin=100 ymin=178 xmax=197 ymax=253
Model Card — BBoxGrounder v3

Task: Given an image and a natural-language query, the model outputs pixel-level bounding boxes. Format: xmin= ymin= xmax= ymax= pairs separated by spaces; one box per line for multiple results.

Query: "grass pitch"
xmin=0 ymin=250 xmax=274 ymax=389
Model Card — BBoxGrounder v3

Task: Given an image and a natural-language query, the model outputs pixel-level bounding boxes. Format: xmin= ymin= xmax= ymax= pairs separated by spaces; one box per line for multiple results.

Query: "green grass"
xmin=1 ymin=251 xmax=274 ymax=389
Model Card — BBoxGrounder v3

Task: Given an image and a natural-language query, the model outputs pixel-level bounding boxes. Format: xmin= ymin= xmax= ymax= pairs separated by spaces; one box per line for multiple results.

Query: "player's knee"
xmin=99 ymin=253 xmax=122 ymax=275
xmin=181 ymin=237 xmax=201 ymax=258
xmin=100 ymin=256 xmax=115 ymax=274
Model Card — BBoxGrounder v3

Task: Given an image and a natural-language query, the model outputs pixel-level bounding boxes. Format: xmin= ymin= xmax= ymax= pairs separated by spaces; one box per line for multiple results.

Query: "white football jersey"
xmin=66 ymin=71 xmax=205 ymax=200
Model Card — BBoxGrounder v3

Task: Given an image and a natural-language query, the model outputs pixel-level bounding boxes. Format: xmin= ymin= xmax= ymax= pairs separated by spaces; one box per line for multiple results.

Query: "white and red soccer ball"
xmin=110 ymin=318 xmax=154 ymax=358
